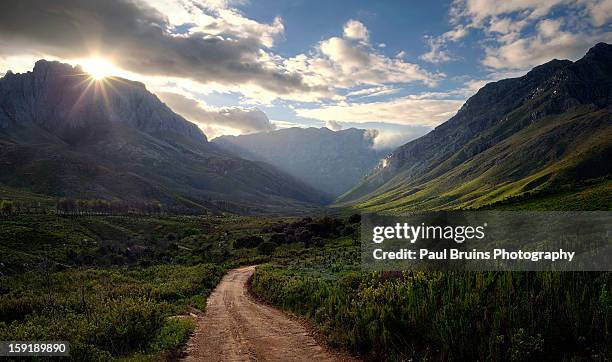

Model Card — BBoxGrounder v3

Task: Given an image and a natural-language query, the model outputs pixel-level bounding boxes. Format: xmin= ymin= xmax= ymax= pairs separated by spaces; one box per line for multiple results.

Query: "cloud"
xmin=157 ymin=92 xmax=275 ymax=138
xmin=271 ymin=119 xmax=305 ymax=129
xmin=585 ymin=0 xmax=612 ymax=27
xmin=436 ymin=0 xmax=612 ymax=73
xmin=325 ymin=120 xmax=343 ymax=131
xmin=420 ymin=37 xmax=454 ymax=63
xmin=482 ymin=19 xmax=612 ymax=70
xmin=0 ymin=0 xmax=325 ymax=99
xmin=346 ymin=86 xmax=400 ymax=99
xmin=450 ymin=0 xmax=570 ymax=27
xmin=420 ymin=27 xmax=467 ymax=64
xmin=365 ymin=127 xmax=431 ymax=150
xmin=0 ymin=2 xmax=438 ymax=105
xmin=343 ymin=20 xmax=369 ymax=41
xmin=284 ymin=20 xmax=441 ymax=89
xmin=295 ymin=94 xmax=464 ymax=127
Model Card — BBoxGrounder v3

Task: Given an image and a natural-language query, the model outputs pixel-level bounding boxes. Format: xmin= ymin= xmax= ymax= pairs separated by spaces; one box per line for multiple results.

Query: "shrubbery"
xmin=260 ymin=215 xmax=356 ymax=246
xmin=257 ymin=241 xmax=277 ymax=256
xmin=234 ymin=235 xmax=264 ymax=249
xmin=0 ymin=264 xmax=225 ymax=359
xmin=252 ymin=260 xmax=612 ymax=360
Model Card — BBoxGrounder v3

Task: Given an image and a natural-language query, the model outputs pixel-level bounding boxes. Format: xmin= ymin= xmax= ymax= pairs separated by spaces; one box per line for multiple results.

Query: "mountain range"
xmin=0 ymin=60 xmax=329 ymax=214
xmin=337 ymin=42 xmax=611 ymax=212
xmin=213 ymin=127 xmax=386 ymax=197
xmin=0 ymin=43 xmax=610 ymax=215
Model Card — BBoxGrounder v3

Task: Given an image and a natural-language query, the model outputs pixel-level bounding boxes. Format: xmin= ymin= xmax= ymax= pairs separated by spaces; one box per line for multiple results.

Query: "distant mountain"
xmin=213 ymin=127 xmax=387 ymax=197
xmin=338 ymin=42 xmax=612 ymax=212
xmin=0 ymin=60 xmax=329 ymax=214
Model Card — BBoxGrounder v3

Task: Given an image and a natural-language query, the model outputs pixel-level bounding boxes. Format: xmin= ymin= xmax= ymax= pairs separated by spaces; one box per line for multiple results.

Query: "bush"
xmin=257 ymin=241 xmax=277 ymax=255
xmin=148 ymin=317 xmax=194 ymax=353
xmin=347 ymin=214 xmax=361 ymax=224
xmin=234 ymin=235 xmax=264 ymax=249
xmin=269 ymin=233 xmax=286 ymax=244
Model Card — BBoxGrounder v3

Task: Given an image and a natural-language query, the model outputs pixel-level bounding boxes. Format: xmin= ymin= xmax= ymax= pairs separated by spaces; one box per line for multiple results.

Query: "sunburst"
xmin=79 ymin=58 xmax=117 ymax=80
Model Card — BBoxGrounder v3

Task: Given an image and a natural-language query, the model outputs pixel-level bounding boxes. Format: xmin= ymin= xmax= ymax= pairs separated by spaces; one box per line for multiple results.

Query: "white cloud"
xmin=441 ymin=0 xmax=612 ymax=72
xmin=0 ymin=0 xmax=328 ymax=104
xmin=343 ymin=20 xmax=369 ymax=41
xmin=420 ymin=37 xmax=454 ymax=63
xmin=270 ymin=119 xmax=305 ymax=129
xmin=285 ymin=21 xmax=441 ymax=90
xmin=157 ymin=92 xmax=275 ymax=138
xmin=346 ymin=86 xmax=400 ymax=99
xmin=144 ymin=0 xmax=284 ymax=48
xmin=482 ymin=19 xmax=612 ymax=70
xmin=368 ymin=127 xmax=430 ymax=150
xmin=583 ymin=0 xmax=612 ymax=27
xmin=420 ymin=27 xmax=467 ymax=64
xmin=450 ymin=0 xmax=570 ymax=27
xmin=0 ymin=3 xmax=440 ymax=107
xmin=295 ymin=95 xmax=464 ymax=127
xmin=325 ymin=120 xmax=343 ymax=131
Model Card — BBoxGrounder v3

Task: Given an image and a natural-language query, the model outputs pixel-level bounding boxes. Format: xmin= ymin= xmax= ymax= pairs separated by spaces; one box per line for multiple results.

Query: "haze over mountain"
xmin=0 ymin=60 xmax=329 ymax=214
xmin=338 ymin=43 xmax=612 ymax=212
xmin=213 ymin=127 xmax=387 ymax=196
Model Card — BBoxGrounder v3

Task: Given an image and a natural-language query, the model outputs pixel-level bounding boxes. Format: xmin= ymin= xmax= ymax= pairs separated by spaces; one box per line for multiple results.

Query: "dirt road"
xmin=181 ymin=265 xmax=358 ymax=362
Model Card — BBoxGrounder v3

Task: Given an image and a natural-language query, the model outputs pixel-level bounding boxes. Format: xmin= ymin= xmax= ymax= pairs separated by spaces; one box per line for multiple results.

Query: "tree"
xmin=0 ymin=200 xmax=15 ymax=216
xmin=257 ymin=241 xmax=277 ymax=256
xmin=348 ymin=214 xmax=361 ymax=224
xmin=234 ymin=236 xmax=264 ymax=249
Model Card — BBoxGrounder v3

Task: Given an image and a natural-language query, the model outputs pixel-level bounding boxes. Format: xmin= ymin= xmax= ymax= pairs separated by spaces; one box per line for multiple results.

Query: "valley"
xmin=0 ymin=42 xmax=610 ymax=361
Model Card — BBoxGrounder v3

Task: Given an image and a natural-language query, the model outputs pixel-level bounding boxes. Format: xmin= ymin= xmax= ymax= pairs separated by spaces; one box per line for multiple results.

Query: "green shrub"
xmin=234 ymin=236 xmax=264 ymax=249
xmin=148 ymin=317 xmax=194 ymax=353
xmin=257 ymin=241 xmax=277 ymax=256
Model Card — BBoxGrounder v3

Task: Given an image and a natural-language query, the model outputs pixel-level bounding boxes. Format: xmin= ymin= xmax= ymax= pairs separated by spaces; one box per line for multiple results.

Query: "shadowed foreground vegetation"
xmin=0 ymin=214 xmax=276 ymax=360
xmin=252 ymin=256 xmax=611 ymax=360
xmin=0 ymin=264 xmax=223 ymax=360
xmin=251 ymin=199 xmax=612 ymax=361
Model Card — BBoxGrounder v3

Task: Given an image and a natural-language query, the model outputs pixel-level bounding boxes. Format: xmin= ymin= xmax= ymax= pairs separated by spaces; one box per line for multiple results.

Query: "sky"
xmin=0 ymin=0 xmax=610 ymax=148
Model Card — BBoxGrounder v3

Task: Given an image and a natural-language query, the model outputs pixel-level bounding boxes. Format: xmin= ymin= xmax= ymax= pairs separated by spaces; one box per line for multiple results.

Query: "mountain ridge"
xmin=337 ymin=42 xmax=612 ymax=211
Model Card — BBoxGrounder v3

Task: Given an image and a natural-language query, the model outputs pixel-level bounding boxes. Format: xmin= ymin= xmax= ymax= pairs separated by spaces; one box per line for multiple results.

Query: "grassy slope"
xmin=340 ymin=106 xmax=611 ymax=213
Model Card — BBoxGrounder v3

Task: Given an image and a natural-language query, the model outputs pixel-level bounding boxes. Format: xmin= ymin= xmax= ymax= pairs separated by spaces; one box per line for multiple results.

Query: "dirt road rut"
xmin=181 ymin=265 xmax=358 ymax=362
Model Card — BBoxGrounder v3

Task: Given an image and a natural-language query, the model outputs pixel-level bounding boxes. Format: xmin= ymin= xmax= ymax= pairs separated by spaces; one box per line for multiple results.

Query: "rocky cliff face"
xmin=213 ymin=127 xmax=387 ymax=197
xmin=0 ymin=60 xmax=206 ymax=143
xmin=339 ymin=43 xmax=612 ymax=210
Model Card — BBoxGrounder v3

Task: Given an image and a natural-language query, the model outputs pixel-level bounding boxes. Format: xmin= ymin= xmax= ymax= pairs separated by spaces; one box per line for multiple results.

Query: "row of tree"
xmin=0 ymin=200 xmax=45 ymax=216
xmin=55 ymin=198 xmax=163 ymax=215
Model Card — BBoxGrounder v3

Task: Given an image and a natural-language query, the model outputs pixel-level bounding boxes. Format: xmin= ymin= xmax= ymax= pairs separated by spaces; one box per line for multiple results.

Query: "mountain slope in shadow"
xmin=0 ymin=60 xmax=329 ymax=214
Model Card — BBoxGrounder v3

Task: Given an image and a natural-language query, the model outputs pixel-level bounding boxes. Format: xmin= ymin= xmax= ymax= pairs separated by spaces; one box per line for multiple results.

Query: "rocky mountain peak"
xmin=0 ymin=59 xmax=207 ymax=143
